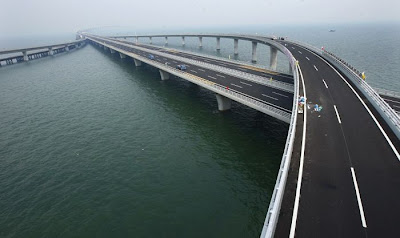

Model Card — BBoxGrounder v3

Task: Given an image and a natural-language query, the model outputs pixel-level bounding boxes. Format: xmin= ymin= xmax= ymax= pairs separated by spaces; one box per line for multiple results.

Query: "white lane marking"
xmin=314 ymin=65 xmax=318 ymax=71
xmin=239 ymin=81 xmax=253 ymax=86
xmin=261 ymin=94 xmax=278 ymax=100
xmin=334 ymin=105 xmax=342 ymax=124
xmin=197 ymin=68 xmax=205 ymax=72
xmin=322 ymin=79 xmax=329 ymax=88
xmin=305 ymin=46 xmax=400 ymax=161
xmin=173 ymin=61 xmax=178 ymax=63
xmin=272 ymin=91 xmax=289 ymax=97
xmin=216 ymin=74 xmax=226 ymax=78
xmin=291 ymin=47 xmax=295 ymax=49
xmin=306 ymin=56 xmax=310 ymax=61
xmin=289 ymin=64 xmax=307 ymax=238
xmin=190 ymin=70 xmax=197 ymax=73
xmin=350 ymin=167 xmax=368 ymax=228
xmin=230 ymin=83 xmax=243 ymax=88
xmin=208 ymin=75 xmax=217 ymax=80
xmin=298 ymin=51 xmax=302 ymax=54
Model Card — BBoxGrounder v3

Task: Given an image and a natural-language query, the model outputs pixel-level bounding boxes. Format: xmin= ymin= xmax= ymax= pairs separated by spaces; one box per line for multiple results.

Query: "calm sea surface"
xmin=0 ymin=23 xmax=398 ymax=237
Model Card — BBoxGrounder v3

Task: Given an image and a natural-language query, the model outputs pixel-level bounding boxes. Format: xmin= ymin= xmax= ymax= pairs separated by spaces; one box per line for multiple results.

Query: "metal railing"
xmin=374 ymin=88 xmax=400 ymax=99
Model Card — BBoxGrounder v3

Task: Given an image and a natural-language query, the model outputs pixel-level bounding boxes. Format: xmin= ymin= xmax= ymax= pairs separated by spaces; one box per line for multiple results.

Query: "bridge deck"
xmin=275 ymin=41 xmax=400 ymax=238
xmin=89 ymin=36 xmax=294 ymax=115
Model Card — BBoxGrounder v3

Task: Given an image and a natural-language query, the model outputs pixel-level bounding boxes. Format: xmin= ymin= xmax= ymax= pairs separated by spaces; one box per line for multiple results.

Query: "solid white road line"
xmin=334 ymin=105 xmax=342 ymax=124
xmin=261 ymin=94 xmax=278 ymax=100
xmin=350 ymin=167 xmax=368 ymax=228
xmin=322 ymin=79 xmax=329 ymax=88
xmin=198 ymin=68 xmax=205 ymax=72
xmin=314 ymin=65 xmax=319 ymax=71
xmin=239 ymin=81 xmax=253 ymax=86
xmin=306 ymin=56 xmax=310 ymax=61
xmin=272 ymin=91 xmax=289 ymax=97
xmin=289 ymin=64 xmax=307 ymax=238
xmin=208 ymin=75 xmax=217 ymax=80
xmin=216 ymin=74 xmax=226 ymax=78
xmin=230 ymin=83 xmax=243 ymax=88
xmin=190 ymin=70 xmax=197 ymax=73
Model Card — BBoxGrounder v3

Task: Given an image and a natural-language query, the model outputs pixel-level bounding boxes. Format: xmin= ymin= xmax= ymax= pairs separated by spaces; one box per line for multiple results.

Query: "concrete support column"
xmin=48 ymin=47 xmax=54 ymax=56
xmin=133 ymin=59 xmax=142 ymax=67
xmin=234 ymin=39 xmax=239 ymax=55
xmin=104 ymin=46 xmax=108 ymax=51
xmin=216 ymin=94 xmax=232 ymax=111
xmin=216 ymin=37 xmax=221 ymax=51
xmin=23 ymin=51 xmax=28 ymax=61
xmin=110 ymin=48 xmax=116 ymax=54
xmin=159 ymin=70 xmax=170 ymax=80
xmin=251 ymin=41 xmax=257 ymax=62
xmin=149 ymin=37 xmax=152 ymax=44
xmin=182 ymin=36 xmax=185 ymax=46
xmin=165 ymin=37 xmax=168 ymax=45
xmin=65 ymin=45 xmax=70 ymax=52
xmin=199 ymin=37 xmax=203 ymax=47
xmin=270 ymin=46 xmax=278 ymax=70
xmin=119 ymin=53 xmax=126 ymax=59
xmin=135 ymin=37 xmax=138 ymax=43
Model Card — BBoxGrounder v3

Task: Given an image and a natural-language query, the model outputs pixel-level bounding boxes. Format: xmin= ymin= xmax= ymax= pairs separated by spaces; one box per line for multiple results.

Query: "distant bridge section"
xmin=0 ymin=39 xmax=86 ymax=66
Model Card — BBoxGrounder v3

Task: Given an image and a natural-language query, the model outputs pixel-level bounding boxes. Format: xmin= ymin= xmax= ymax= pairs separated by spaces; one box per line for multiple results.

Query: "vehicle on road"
xmin=148 ymin=54 xmax=155 ymax=60
xmin=176 ymin=64 xmax=187 ymax=71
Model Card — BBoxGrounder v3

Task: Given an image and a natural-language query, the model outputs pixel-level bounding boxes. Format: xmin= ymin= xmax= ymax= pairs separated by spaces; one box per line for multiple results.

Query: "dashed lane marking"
xmin=314 ymin=65 xmax=319 ymax=71
xmin=239 ymin=81 xmax=252 ymax=86
xmin=262 ymin=94 xmax=278 ymax=100
xmin=216 ymin=74 xmax=226 ymax=78
xmin=190 ymin=70 xmax=197 ymax=73
xmin=322 ymin=79 xmax=329 ymax=88
xmin=231 ymin=83 xmax=243 ymax=88
xmin=198 ymin=68 xmax=205 ymax=72
xmin=272 ymin=91 xmax=289 ymax=97
xmin=351 ymin=167 xmax=368 ymax=228
xmin=334 ymin=105 xmax=342 ymax=124
xmin=208 ymin=75 xmax=217 ymax=80
xmin=306 ymin=57 xmax=310 ymax=61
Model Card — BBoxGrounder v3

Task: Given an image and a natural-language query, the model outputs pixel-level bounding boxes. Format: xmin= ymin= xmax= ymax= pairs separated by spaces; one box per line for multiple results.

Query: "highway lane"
xmin=276 ymin=41 xmax=400 ymax=237
xmin=111 ymin=38 xmax=295 ymax=85
xmin=89 ymin=36 xmax=294 ymax=114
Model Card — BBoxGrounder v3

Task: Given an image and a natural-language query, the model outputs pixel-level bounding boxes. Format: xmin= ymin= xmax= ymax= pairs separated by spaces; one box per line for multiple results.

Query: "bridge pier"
xmin=135 ymin=37 xmax=138 ymax=43
xmin=216 ymin=37 xmax=221 ymax=51
xmin=65 ymin=45 xmax=70 ymax=52
xmin=104 ymin=45 xmax=108 ymax=51
xmin=133 ymin=58 xmax=142 ymax=67
xmin=23 ymin=51 xmax=28 ymax=61
xmin=216 ymin=94 xmax=232 ymax=111
xmin=270 ymin=46 xmax=278 ymax=70
xmin=110 ymin=48 xmax=116 ymax=54
xmin=199 ymin=37 xmax=203 ymax=48
xmin=182 ymin=36 xmax=185 ymax=46
xmin=234 ymin=39 xmax=239 ymax=55
xmin=119 ymin=52 xmax=126 ymax=59
xmin=251 ymin=41 xmax=257 ymax=62
xmin=149 ymin=37 xmax=152 ymax=44
xmin=48 ymin=47 xmax=54 ymax=56
xmin=165 ymin=37 xmax=168 ymax=45
xmin=159 ymin=70 xmax=170 ymax=80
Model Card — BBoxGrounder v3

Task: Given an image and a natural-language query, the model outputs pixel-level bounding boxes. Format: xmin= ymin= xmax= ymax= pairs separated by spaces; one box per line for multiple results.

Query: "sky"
xmin=1 ymin=0 xmax=399 ymax=37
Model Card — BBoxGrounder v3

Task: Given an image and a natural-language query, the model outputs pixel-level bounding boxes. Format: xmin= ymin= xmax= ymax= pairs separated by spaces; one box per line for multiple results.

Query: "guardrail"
xmin=260 ymin=51 xmax=299 ymax=237
xmin=97 ymin=36 xmax=294 ymax=93
xmin=88 ymin=36 xmax=293 ymax=122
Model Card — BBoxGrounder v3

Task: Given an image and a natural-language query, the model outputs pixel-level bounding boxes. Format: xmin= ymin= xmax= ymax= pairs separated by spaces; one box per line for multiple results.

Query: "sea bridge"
xmin=2 ymin=32 xmax=400 ymax=238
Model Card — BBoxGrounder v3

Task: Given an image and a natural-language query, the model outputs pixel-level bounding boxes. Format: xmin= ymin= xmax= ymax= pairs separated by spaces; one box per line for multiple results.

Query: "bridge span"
xmin=80 ymin=32 xmax=400 ymax=238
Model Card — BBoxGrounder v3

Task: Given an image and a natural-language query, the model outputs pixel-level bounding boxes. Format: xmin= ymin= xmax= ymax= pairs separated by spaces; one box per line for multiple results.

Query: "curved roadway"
xmin=276 ymin=40 xmax=400 ymax=238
